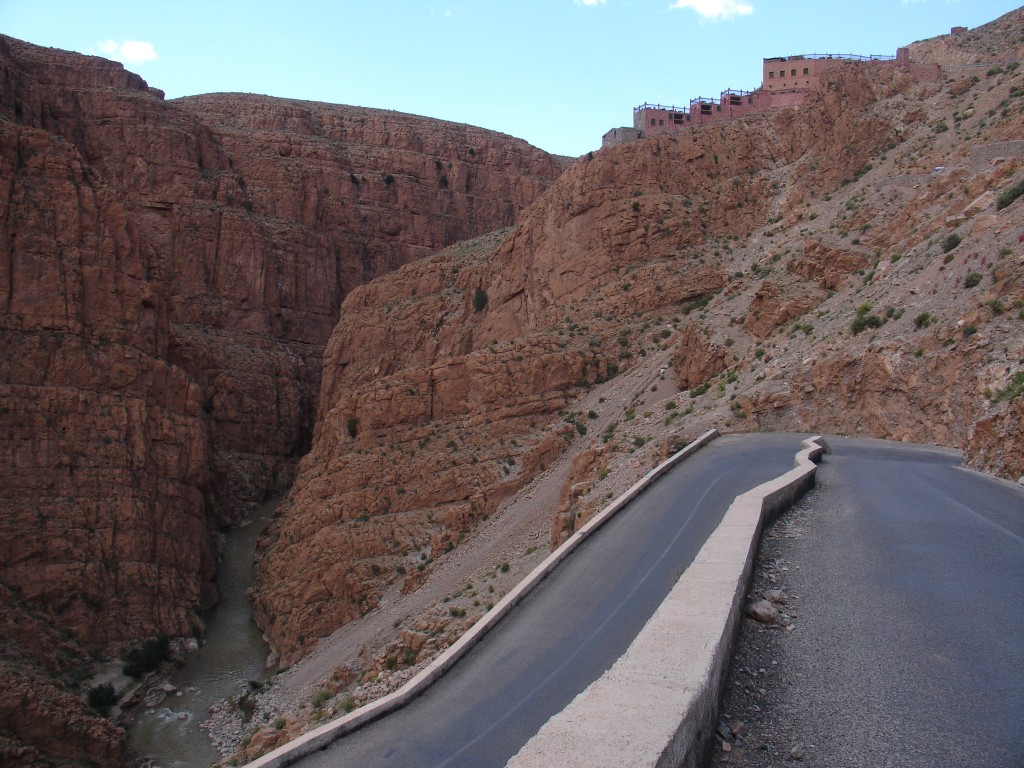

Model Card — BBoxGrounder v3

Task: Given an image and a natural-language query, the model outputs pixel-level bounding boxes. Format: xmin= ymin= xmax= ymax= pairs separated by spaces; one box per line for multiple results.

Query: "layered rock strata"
xmin=0 ymin=34 xmax=562 ymax=764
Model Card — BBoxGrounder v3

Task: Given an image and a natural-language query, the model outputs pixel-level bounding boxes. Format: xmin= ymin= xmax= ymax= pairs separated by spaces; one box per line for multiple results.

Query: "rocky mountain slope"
xmin=0 ymin=35 xmax=563 ymax=766
xmin=237 ymin=9 xmax=1022 ymax=756
xmin=2 ymin=8 xmax=1022 ymax=765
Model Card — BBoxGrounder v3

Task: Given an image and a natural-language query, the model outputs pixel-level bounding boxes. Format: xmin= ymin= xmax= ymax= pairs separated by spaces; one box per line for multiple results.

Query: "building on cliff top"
xmin=603 ymin=44 xmax=941 ymax=148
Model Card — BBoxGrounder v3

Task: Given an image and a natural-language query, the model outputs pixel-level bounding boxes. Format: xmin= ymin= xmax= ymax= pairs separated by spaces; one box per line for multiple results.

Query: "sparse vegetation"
xmin=122 ymin=635 xmax=170 ymax=678
xmin=87 ymin=684 xmax=117 ymax=717
xmin=942 ymin=233 xmax=962 ymax=253
xmin=473 ymin=287 xmax=488 ymax=312
xmin=851 ymin=302 xmax=883 ymax=335
xmin=964 ymin=272 xmax=983 ymax=288
xmin=991 ymin=371 xmax=1024 ymax=403
xmin=996 ymin=178 xmax=1024 ymax=210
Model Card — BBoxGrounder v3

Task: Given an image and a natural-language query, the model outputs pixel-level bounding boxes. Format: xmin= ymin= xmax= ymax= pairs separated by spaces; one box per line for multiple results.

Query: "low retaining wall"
xmin=244 ymin=428 xmax=722 ymax=768
xmin=507 ymin=436 xmax=827 ymax=768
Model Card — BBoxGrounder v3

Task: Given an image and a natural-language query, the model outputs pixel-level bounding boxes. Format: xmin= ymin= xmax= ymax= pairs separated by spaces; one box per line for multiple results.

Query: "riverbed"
xmin=129 ymin=499 xmax=276 ymax=767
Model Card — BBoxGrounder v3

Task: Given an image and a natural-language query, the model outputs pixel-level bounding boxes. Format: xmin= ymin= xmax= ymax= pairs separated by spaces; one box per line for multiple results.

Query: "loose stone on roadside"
xmin=748 ymin=599 xmax=780 ymax=624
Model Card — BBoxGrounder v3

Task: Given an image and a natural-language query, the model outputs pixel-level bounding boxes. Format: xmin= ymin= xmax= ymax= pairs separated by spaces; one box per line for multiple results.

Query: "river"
xmin=128 ymin=498 xmax=276 ymax=767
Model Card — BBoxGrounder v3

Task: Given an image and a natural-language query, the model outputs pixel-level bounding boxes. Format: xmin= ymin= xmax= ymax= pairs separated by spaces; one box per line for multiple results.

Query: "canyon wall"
xmin=0 ymin=34 xmax=563 ymax=765
xmin=253 ymin=19 xmax=1023 ymax=677
xmin=250 ymin=59 xmax=899 ymax=664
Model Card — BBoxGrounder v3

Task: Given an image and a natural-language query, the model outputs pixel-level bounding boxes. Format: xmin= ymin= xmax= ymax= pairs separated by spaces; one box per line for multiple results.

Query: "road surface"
xmin=713 ymin=437 xmax=1024 ymax=767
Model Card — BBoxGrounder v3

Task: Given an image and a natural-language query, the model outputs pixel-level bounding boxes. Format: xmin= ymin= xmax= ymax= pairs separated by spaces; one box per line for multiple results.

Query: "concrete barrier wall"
xmin=243 ymin=428 xmax=722 ymax=768
xmin=507 ymin=436 xmax=827 ymax=768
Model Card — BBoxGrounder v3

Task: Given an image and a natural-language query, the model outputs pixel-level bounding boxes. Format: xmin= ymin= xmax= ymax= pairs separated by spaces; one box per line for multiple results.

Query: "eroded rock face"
xmin=966 ymin=384 xmax=1024 ymax=482
xmin=673 ymin=323 xmax=729 ymax=389
xmin=0 ymin=34 xmax=562 ymax=763
xmin=252 ymin=88 xmax=826 ymax=664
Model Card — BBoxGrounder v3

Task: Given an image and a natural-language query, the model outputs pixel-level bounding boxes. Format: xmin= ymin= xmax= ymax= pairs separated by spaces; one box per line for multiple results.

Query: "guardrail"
xmin=508 ymin=436 xmax=828 ymax=768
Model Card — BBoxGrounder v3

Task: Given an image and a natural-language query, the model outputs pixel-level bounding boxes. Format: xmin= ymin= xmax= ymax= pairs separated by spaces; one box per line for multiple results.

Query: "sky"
xmin=1 ymin=0 xmax=1020 ymax=157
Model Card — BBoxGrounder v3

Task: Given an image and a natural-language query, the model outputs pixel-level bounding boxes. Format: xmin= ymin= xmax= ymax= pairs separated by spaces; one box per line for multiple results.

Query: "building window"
xmin=791 ymin=68 xmax=796 ymax=76
xmin=803 ymin=67 xmax=809 ymax=75
xmin=779 ymin=70 xmax=785 ymax=77
xmin=651 ymin=118 xmax=656 ymax=126
xmin=768 ymin=71 xmax=775 ymax=79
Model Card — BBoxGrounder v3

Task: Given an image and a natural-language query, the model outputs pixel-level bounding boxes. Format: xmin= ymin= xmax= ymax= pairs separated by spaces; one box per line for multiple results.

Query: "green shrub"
xmin=472 ymin=287 xmax=488 ymax=312
xmin=996 ymin=178 xmax=1024 ymax=210
xmin=122 ymin=636 xmax=170 ymax=678
xmin=991 ymin=371 xmax=1024 ymax=403
xmin=87 ymin=683 xmax=117 ymax=717
xmin=942 ymin=233 xmax=962 ymax=253
xmin=312 ymin=689 xmax=332 ymax=708
xmin=689 ymin=382 xmax=710 ymax=398
xmin=964 ymin=272 xmax=983 ymax=288
xmin=851 ymin=313 xmax=883 ymax=335
xmin=914 ymin=312 xmax=933 ymax=329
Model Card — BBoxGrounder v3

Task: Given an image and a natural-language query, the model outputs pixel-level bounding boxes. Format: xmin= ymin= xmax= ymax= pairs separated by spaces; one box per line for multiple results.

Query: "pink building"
xmin=603 ymin=46 xmax=937 ymax=148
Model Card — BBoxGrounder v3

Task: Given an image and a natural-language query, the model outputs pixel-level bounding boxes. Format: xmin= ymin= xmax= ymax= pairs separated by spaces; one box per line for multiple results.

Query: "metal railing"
xmin=798 ymin=52 xmax=896 ymax=61
xmin=634 ymin=102 xmax=687 ymax=113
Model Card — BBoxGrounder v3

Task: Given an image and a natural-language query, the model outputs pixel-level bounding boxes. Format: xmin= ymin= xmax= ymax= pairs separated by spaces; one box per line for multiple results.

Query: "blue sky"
xmin=1 ymin=1 xmax=1019 ymax=156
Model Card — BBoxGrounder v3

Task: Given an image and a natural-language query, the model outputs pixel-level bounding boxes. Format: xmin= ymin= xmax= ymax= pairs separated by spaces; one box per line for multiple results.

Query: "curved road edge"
xmin=506 ymin=435 xmax=829 ymax=768
xmin=244 ymin=428 xmax=724 ymax=768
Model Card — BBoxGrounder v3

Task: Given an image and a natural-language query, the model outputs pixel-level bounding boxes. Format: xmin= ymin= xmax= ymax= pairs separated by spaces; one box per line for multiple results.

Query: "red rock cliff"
xmin=0 ymin=34 xmax=562 ymax=764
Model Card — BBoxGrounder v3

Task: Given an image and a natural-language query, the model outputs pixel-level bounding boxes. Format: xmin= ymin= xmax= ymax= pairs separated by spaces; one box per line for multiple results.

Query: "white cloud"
xmin=668 ymin=0 xmax=753 ymax=20
xmin=97 ymin=39 xmax=158 ymax=64
xmin=574 ymin=0 xmax=607 ymax=6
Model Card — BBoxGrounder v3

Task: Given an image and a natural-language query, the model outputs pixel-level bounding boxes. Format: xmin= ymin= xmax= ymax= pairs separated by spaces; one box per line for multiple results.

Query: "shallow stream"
xmin=128 ymin=498 xmax=276 ymax=767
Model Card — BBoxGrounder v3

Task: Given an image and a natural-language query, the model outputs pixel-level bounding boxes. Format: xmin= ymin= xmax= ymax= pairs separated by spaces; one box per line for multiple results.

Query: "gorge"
xmin=1 ymin=8 xmax=1023 ymax=766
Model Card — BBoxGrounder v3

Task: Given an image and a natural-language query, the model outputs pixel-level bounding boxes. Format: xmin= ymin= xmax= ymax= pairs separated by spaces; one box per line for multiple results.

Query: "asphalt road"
xmin=297 ymin=433 xmax=806 ymax=768
xmin=714 ymin=437 xmax=1024 ymax=767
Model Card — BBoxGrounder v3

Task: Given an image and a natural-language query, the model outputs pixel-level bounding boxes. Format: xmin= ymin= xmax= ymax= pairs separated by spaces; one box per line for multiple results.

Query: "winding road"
xmin=296 ymin=433 xmax=805 ymax=768
xmin=290 ymin=434 xmax=1023 ymax=768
